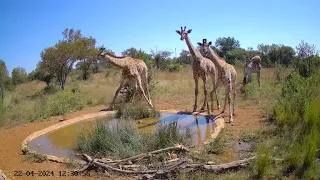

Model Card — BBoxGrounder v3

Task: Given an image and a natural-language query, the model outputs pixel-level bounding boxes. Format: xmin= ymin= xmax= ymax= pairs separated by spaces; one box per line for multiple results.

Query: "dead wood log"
xmin=186 ymin=156 xmax=256 ymax=173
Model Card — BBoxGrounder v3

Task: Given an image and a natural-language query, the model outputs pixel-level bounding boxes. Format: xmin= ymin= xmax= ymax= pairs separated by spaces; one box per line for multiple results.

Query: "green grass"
xmin=205 ymin=129 xmax=227 ymax=155
xmin=23 ymin=152 xmax=48 ymax=163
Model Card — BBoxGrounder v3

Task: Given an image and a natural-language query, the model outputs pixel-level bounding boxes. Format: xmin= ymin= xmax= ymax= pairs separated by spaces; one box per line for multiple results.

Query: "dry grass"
xmin=1 ymin=66 xmax=290 ymax=127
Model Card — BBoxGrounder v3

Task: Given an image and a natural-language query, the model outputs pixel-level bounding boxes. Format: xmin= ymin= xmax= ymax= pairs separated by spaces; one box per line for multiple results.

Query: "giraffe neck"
xmin=104 ymin=54 xmax=126 ymax=69
xmin=185 ymin=35 xmax=202 ymax=61
xmin=208 ymin=46 xmax=226 ymax=68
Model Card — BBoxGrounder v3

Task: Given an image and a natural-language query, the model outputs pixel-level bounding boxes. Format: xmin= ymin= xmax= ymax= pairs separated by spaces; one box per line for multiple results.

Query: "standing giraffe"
xmin=97 ymin=48 xmax=154 ymax=110
xmin=197 ymin=39 xmax=237 ymax=124
xmin=176 ymin=26 xmax=219 ymax=114
xmin=243 ymin=55 xmax=262 ymax=87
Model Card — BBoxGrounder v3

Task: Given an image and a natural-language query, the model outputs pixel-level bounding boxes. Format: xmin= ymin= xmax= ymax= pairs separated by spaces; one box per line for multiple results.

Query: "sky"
xmin=0 ymin=0 xmax=319 ymax=74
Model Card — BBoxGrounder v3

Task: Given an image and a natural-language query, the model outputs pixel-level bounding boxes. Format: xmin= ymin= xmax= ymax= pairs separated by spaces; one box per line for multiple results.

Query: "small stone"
xmin=207 ymin=161 xmax=215 ymax=165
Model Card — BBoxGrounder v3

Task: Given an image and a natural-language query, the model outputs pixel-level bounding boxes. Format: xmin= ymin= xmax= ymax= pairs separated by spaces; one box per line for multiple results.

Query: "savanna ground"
xmin=0 ymin=66 xmax=290 ymax=179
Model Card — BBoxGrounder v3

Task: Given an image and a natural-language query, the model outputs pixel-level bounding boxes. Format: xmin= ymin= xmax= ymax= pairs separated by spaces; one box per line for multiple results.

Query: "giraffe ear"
xmin=187 ymin=29 xmax=192 ymax=33
xmin=208 ymin=41 xmax=212 ymax=46
xmin=176 ymin=30 xmax=181 ymax=35
xmin=197 ymin=42 xmax=202 ymax=46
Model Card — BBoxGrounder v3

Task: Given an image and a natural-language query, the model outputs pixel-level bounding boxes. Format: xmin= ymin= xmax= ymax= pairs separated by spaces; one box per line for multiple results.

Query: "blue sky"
xmin=1 ymin=0 xmax=319 ymax=74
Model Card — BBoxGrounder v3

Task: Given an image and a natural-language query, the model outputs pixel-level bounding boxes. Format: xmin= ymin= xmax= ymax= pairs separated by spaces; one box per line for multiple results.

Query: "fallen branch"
xmin=186 ymin=156 xmax=256 ymax=173
xmin=114 ymin=144 xmax=193 ymax=165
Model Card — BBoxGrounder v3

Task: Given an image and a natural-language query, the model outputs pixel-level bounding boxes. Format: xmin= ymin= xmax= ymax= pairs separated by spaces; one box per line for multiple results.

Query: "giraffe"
xmin=176 ymin=26 xmax=219 ymax=114
xmin=197 ymin=39 xmax=237 ymax=124
xmin=97 ymin=48 xmax=154 ymax=110
xmin=243 ymin=54 xmax=262 ymax=87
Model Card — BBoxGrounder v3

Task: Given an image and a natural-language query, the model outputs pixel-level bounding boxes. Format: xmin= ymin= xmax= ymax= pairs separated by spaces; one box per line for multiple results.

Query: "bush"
xmin=44 ymin=91 xmax=84 ymax=116
xmin=115 ymin=104 xmax=160 ymax=119
xmin=265 ymin=70 xmax=320 ymax=178
xmin=76 ymin=119 xmax=192 ymax=159
xmin=168 ymin=64 xmax=182 ymax=72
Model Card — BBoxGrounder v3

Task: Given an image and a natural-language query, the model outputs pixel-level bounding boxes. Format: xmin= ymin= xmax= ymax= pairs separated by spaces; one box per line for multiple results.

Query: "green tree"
xmin=215 ymin=37 xmax=240 ymax=58
xmin=225 ymin=48 xmax=249 ymax=65
xmin=296 ymin=40 xmax=317 ymax=59
xmin=29 ymin=61 xmax=55 ymax=86
xmin=73 ymin=37 xmax=98 ymax=80
xmin=0 ymin=60 xmax=13 ymax=96
xmin=177 ymin=49 xmax=192 ymax=65
xmin=11 ymin=67 xmax=28 ymax=85
xmin=40 ymin=28 xmax=96 ymax=89
xmin=150 ymin=49 xmax=172 ymax=69
xmin=121 ymin=47 xmax=139 ymax=57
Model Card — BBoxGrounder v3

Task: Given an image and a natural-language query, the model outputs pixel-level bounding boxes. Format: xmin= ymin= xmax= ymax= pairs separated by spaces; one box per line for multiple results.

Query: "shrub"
xmin=254 ymin=143 xmax=271 ymax=179
xmin=115 ymin=104 xmax=160 ymax=119
xmin=44 ymin=91 xmax=84 ymax=116
xmin=76 ymin=119 xmax=192 ymax=159
xmin=265 ymin=69 xmax=320 ymax=178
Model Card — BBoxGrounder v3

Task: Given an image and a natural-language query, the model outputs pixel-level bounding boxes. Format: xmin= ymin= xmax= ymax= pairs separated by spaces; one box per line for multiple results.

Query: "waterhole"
xmin=28 ymin=113 xmax=218 ymax=159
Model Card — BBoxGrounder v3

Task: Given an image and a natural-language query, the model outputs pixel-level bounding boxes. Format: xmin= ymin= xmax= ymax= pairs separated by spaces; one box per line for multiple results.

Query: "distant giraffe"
xmin=243 ymin=55 xmax=262 ymax=87
xmin=198 ymin=39 xmax=237 ymax=124
xmin=97 ymin=48 xmax=153 ymax=109
xmin=176 ymin=26 xmax=219 ymax=114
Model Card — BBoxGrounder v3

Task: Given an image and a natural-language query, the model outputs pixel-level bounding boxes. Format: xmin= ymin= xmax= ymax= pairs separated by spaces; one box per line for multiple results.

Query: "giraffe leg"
xmin=200 ymin=76 xmax=210 ymax=114
xmin=142 ymin=70 xmax=152 ymax=103
xmin=193 ymin=77 xmax=199 ymax=112
xmin=109 ymin=78 xmax=127 ymax=110
xmin=243 ymin=67 xmax=247 ymax=85
xmin=211 ymin=74 xmax=220 ymax=112
xmin=129 ymin=81 xmax=137 ymax=103
xmin=257 ymin=71 xmax=261 ymax=87
xmin=137 ymin=75 xmax=154 ymax=108
xmin=219 ymin=84 xmax=228 ymax=115
xmin=232 ymin=79 xmax=236 ymax=116
xmin=227 ymin=79 xmax=234 ymax=125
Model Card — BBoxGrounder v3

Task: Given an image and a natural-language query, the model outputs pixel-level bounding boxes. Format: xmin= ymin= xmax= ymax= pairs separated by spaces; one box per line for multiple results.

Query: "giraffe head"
xmin=176 ymin=26 xmax=192 ymax=41
xmin=197 ymin=39 xmax=212 ymax=56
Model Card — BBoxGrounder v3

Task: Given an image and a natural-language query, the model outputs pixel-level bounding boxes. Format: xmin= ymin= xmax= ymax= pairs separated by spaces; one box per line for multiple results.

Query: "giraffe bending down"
xmin=97 ymin=48 xmax=154 ymax=109
xmin=198 ymin=39 xmax=237 ymax=124
xmin=243 ymin=55 xmax=262 ymax=87
xmin=176 ymin=26 xmax=219 ymax=114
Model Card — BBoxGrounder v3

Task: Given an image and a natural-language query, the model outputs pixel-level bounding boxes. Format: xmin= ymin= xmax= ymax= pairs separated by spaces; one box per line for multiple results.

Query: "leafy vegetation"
xmin=114 ymin=103 xmax=160 ymax=119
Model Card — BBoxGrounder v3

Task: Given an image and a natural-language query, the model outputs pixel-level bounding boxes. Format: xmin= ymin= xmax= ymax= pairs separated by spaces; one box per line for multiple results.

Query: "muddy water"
xmin=28 ymin=113 xmax=217 ymax=159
